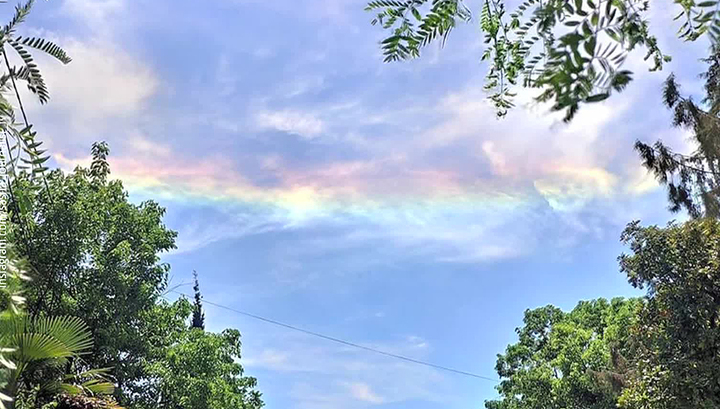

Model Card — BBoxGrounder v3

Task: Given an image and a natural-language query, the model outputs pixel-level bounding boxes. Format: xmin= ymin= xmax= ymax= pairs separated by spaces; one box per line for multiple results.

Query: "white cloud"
xmin=224 ymin=0 xmax=363 ymax=25
xmin=624 ymin=165 xmax=660 ymax=195
xmin=345 ymin=382 xmax=385 ymax=404
xmin=169 ymin=209 xmax=288 ymax=256
xmin=482 ymin=141 xmax=509 ymax=176
xmin=39 ymin=0 xmax=685 ymax=268
xmin=437 ymin=244 xmax=523 ymax=263
xmin=31 ymin=38 xmax=158 ymax=134
xmin=533 ymin=167 xmax=618 ymax=212
xmin=62 ymin=0 xmax=125 ymax=35
xmin=406 ymin=335 xmax=429 ymax=349
xmin=255 ymin=109 xmax=325 ymax=138
xmin=252 ymin=47 xmax=275 ymax=60
xmin=126 ymin=133 xmax=171 ymax=157
xmin=16 ymin=1 xmax=158 ymax=150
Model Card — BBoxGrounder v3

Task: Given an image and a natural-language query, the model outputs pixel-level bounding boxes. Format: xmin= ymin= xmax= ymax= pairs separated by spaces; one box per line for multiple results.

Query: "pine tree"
xmin=191 ymin=270 xmax=205 ymax=330
xmin=635 ymin=47 xmax=720 ymax=218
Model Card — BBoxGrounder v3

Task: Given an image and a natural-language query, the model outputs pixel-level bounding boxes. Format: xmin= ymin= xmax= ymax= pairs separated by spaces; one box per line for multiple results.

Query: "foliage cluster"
xmin=487 ymin=219 xmax=720 ymax=409
xmin=365 ymin=0 xmax=718 ymax=120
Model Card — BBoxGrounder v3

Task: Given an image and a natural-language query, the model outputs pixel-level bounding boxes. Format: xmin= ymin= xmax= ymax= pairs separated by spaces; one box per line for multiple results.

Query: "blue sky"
xmin=12 ymin=0 xmax=711 ymax=408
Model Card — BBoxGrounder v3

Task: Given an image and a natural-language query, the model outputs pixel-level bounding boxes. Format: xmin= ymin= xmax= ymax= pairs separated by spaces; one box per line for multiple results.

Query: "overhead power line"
xmin=169 ymin=290 xmax=499 ymax=383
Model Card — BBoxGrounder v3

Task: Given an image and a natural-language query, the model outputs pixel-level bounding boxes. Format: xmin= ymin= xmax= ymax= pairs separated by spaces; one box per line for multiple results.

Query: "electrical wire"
xmin=169 ymin=290 xmax=499 ymax=383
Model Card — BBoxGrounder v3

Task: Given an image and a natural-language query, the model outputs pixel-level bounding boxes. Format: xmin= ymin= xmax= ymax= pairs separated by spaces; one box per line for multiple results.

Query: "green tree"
xmin=12 ymin=143 xmax=179 ymax=404
xmin=617 ymin=219 xmax=720 ymax=409
xmin=635 ymin=47 xmax=720 ymax=218
xmin=364 ymin=0 xmax=719 ymax=120
xmin=190 ymin=270 xmax=205 ymax=330
xmin=485 ymin=298 xmax=642 ymax=409
xmin=10 ymin=145 xmax=263 ymax=408
xmin=142 ymin=328 xmax=263 ymax=409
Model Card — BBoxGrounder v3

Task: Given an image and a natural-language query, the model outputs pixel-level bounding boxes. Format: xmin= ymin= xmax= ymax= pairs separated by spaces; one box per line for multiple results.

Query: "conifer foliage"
xmin=635 ymin=48 xmax=720 ymax=218
xmin=191 ymin=270 xmax=205 ymax=330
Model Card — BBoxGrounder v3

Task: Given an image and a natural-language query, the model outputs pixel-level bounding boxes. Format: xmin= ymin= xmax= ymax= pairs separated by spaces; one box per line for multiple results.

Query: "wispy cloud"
xmin=255 ymin=109 xmax=325 ymax=139
xmin=23 ymin=0 xmax=158 ymax=153
xmin=126 ymin=133 xmax=171 ymax=157
xmin=243 ymin=331 xmax=448 ymax=408
xmin=37 ymin=0 xmax=687 ymax=267
xmin=50 ymin=76 xmax=668 ymax=261
xmin=61 ymin=0 xmax=125 ymax=36
xmin=29 ymin=38 xmax=157 ymax=131
xmin=216 ymin=55 xmax=239 ymax=97
xmin=344 ymin=382 xmax=385 ymax=404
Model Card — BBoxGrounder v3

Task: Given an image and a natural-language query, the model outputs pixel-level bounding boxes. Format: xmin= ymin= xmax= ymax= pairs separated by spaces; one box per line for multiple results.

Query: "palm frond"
xmin=0 ymin=391 xmax=12 ymax=409
xmin=0 ymin=315 xmax=93 ymax=364
xmin=15 ymin=332 xmax=76 ymax=361
xmin=65 ymin=367 xmax=114 ymax=380
xmin=56 ymin=394 xmax=125 ymax=409
xmin=78 ymin=379 xmax=115 ymax=395
xmin=63 ymin=367 xmax=116 ymax=395
xmin=33 ymin=316 xmax=93 ymax=356
xmin=59 ymin=383 xmax=83 ymax=395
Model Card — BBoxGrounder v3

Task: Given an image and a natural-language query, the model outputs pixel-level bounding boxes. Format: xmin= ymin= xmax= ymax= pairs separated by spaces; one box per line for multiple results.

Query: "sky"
xmin=10 ymin=0 xmax=713 ymax=408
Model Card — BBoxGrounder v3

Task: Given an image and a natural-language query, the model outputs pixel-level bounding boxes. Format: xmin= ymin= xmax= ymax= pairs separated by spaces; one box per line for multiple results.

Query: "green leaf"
xmin=584 ymin=36 xmax=597 ymax=56
xmin=574 ymin=0 xmax=583 ymax=13
xmin=585 ymin=92 xmax=609 ymax=102
xmin=412 ymin=8 xmax=422 ymax=21
xmin=17 ymin=36 xmax=72 ymax=64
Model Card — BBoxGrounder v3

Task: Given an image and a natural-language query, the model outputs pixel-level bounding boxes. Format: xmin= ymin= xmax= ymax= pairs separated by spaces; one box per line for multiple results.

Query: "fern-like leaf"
xmin=1 ymin=0 xmax=34 ymax=40
xmin=7 ymin=38 xmax=49 ymax=103
xmin=16 ymin=36 xmax=72 ymax=64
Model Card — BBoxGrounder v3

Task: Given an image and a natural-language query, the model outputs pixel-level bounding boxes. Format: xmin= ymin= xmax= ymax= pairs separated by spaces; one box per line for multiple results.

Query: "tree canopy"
xmin=618 ymin=219 xmax=720 ymax=409
xmin=485 ymin=298 xmax=642 ymax=409
xmin=489 ymin=218 xmax=720 ymax=409
xmin=142 ymin=329 xmax=263 ymax=409
xmin=635 ymin=47 xmax=720 ymax=218
xmin=12 ymin=143 xmax=177 ymax=403
xmin=6 ymin=144 xmax=263 ymax=409
xmin=365 ymin=0 xmax=714 ymax=120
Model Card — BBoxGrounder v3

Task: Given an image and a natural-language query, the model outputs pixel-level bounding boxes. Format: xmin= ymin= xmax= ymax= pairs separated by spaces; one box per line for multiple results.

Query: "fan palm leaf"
xmin=62 ymin=367 xmax=116 ymax=396
xmin=0 ymin=315 xmax=93 ymax=408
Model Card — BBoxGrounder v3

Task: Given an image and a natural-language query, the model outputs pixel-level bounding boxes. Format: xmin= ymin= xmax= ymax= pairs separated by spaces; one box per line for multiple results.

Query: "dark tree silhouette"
xmin=636 ymin=48 xmax=720 ymax=218
xmin=191 ymin=270 xmax=205 ymax=330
